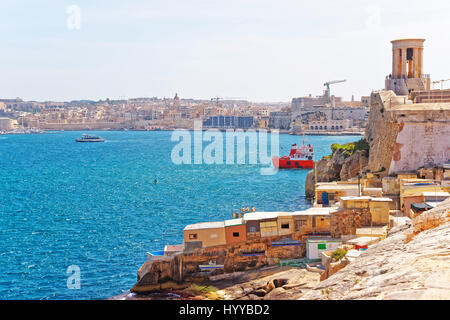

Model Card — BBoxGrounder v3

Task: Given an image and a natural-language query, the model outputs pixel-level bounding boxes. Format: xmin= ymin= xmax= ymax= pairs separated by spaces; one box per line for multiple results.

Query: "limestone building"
xmin=268 ymin=111 xmax=292 ymax=130
xmin=385 ymin=39 xmax=431 ymax=96
xmin=290 ymin=92 xmax=368 ymax=131
xmin=366 ymin=38 xmax=450 ymax=176
xmin=0 ymin=117 xmax=12 ymax=131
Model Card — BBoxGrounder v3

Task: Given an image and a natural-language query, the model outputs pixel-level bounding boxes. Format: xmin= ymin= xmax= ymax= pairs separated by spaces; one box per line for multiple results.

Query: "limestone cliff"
xmin=364 ymin=90 xmax=400 ymax=174
xmin=339 ymin=150 xmax=369 ymax=181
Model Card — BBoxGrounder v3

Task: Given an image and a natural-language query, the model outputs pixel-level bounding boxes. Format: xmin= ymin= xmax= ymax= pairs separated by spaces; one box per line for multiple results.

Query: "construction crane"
xmin=211 ymin=96 xmax=247 ymax=107
xmin=432 ymin=79 xmax=450 ymax=90
xmin=323 ymin=80 xmax=346 ymax=104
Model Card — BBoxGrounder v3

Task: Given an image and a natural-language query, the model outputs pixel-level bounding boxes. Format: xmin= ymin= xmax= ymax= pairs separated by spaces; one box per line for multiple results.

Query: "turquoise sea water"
xmin=0 ymin=131 xmax=359 ymax=300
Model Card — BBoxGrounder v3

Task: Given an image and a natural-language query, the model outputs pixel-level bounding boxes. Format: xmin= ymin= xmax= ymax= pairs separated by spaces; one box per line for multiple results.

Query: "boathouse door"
xmin=322 ymin=192 xmax=329 ymax=206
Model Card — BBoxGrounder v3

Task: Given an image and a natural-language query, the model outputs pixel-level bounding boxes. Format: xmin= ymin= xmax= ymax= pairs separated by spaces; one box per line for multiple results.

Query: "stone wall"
xmin=388 ymin=115 xmax=449 ymax=175
xmin=40 ymin=122 xmax=123 ymax=130
xmin=330 ymin=208 xmax=372 ymax=238
xmin=364 ymin=91 xmax=399 ymax=174
xmin=340 ymin=150 xmax=369 ymax=181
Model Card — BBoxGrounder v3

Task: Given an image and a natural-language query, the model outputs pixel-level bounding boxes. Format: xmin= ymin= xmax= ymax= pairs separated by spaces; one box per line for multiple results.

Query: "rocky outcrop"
xmin=340 ymin=150 xmax=369 ymax=181
xmin=305 ymin=148 xmax=369 ymax=200
xmin=215 ymin=267 xmax=321 ymax=300
xmin=320 ymin=258 xmax=349 ymax=281
xmin=305 ymin=171 xmax=316 ymax=200
xmin=301 ymin=199 xmax=450 ymax=300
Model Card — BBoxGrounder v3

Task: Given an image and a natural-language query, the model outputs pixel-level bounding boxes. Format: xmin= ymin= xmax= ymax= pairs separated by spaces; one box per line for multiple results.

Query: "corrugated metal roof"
xmin=370 ymin=197 xmax=393 ymax=202
xmin=306 ymin=237 xmax=341 ymax=243
xmin=340 ymin=196 xmax=372 ymax=201
xmin=422 ymin=191 xmax=450 ymax=197
xmin=316 ymin=184 xmax=359 ymax=191
xmin=243 ymin=212 xmax=279 ymax=221
xmin=164 ymin=244 xmax=184 ymax=252
xmin=277 ymin=212 xmax=297 ymax=217
xmin=425 ymin=202 xmax=442 ymax=208
xmin=224 ymin=218 xmax=245 ymax=227
xmin=184 ymin=221 xmax=225 ymax=231
xmin=292 ymin=207 xmax=338 ymax=216
xmin=347 ymin=236 xmax=379 ymax=244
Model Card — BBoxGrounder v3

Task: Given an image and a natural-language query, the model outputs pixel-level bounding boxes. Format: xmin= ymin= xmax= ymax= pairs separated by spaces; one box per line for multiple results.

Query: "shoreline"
xmin=1 ymin=129 xmax=364 ymax=136
xmin=109 ymin=265 xmax=322 ymax=300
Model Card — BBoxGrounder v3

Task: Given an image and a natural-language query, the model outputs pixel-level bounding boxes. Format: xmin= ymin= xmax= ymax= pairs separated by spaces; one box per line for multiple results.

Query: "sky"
xmin=1 ymin=0 xmax=450 ymax=102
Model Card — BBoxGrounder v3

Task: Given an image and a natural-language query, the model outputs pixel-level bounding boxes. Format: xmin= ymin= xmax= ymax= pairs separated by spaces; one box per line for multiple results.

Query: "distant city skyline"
xmin=1 ymin=0 xmax=450 ymax=102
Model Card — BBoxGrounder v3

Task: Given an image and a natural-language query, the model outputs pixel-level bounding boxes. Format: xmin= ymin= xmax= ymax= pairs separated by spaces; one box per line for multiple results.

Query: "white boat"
xmin=198 ymin=260 xmax=224 ymax=270
xmin=75 ymin=133 xmax=105 ymax=142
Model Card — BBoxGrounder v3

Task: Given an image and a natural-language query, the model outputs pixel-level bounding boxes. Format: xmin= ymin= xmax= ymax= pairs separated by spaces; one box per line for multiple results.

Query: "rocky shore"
xmin=300 ymin=199 xmax=450 ymax=300
xmin=111 ymin=265 xmax=322 ymax=300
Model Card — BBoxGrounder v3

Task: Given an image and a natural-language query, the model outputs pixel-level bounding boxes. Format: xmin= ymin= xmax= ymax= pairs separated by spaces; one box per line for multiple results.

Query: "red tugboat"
xmin=272 ymin=138 xmax=314 ymax=169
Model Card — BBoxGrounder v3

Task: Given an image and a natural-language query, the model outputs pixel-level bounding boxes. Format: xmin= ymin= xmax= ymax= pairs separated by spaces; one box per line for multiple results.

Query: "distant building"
xmin=0 ymin=117 xmax=12 ymax=131
xmin=307 ymin=119 xmax=352 ymax=131
xmin=290 ymin=92 xmax=368 ymax=129
xmin=291 ymin=93 xmax=338 ymax=112
xmin=202 ymin=115 xmax=254 ymax=129
xmin=268 ymin=111 xmax=291 ymax=130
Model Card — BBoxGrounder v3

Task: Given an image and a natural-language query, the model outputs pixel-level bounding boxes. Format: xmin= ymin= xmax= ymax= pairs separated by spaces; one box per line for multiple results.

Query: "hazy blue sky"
xmin=1 ymin=0 xmax=450 ymax=102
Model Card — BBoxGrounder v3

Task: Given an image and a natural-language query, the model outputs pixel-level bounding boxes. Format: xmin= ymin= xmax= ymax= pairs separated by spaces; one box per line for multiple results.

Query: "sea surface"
xmin=0 ymin=131 xmax=359 ymax=300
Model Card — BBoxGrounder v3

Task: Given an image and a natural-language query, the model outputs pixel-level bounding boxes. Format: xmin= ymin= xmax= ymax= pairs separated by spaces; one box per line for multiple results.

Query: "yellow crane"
xmin=324 ymin=79 xmax=346 ymax=103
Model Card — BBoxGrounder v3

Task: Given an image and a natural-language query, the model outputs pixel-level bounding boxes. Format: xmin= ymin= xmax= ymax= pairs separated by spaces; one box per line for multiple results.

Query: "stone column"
xmin=413 ymin=48 xmax=419 ymax=78
xmin=392 ymin=49 xmax=397 ymax=77
xmin=401 ymin=48 xmax=407 ymax=78
xmin=418 ymin=48 xmax=424 ymax=77
xmin=396 ymin=49 xmax=402 ymax=78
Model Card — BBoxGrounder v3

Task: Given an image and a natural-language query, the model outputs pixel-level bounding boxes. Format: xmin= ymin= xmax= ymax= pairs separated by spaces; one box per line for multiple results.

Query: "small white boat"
xmin=75 ymin=133 xmax=105 ymax=142
xmin=198 ymin=260 xmax=224 ymax=270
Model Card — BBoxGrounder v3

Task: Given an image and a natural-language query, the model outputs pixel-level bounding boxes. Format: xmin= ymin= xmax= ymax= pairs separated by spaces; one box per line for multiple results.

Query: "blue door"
xmin=322 ymin=192 xmax=329 ymax=206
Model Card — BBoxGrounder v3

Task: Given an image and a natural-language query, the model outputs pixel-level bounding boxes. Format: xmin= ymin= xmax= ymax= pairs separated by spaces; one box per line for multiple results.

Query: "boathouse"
xmin=183 ymin=221 xmax=226 ymax=250
xmin=369 ymin=198 xmax=392 ymax=225
xmin=277 ymin=212 xmax=294 ymax=236
xmin=339 ymin=196 xmax=392 ymax=225
xmin=243 ymin=212 xmax=279 ymax=239
xmin=224 ymin=218 xmax=247 ymax=244
xmin=292 ymin=207 xmax=333 ymax=235
xmin=314 ymin=183 xmax=360 ymax=206
xmin=306 ymin=237 xmax=341 ymax=261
